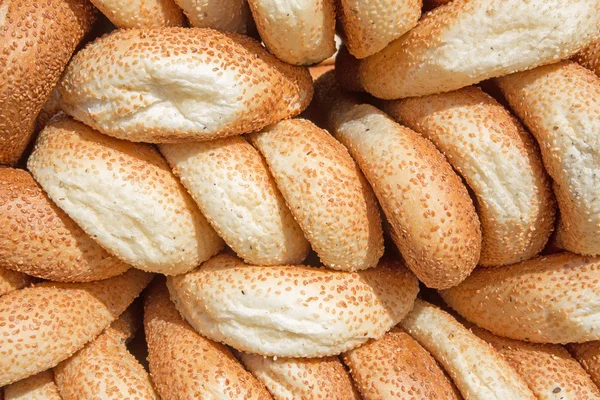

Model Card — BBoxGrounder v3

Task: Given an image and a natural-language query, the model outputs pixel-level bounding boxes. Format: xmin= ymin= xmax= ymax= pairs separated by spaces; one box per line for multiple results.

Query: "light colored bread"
xmin=569 ymin=341 xmax=600 ymax=389
xmin=343 ymin=327 xmax=461 ymax=399
xmin=4 ymin=371 xmax=61 ymax=400
xmin=312 ymin=72 xmax=481 ymax=289
xmin=473 ymin=326 xmax=600 ymax=400
xmin=359 ymin=0 xmax=600 ymax=99
xmin=55 ymin=308 xmax=158 ymax=400
xmin=159 ymin=137 xmax=310 ymax=266
xmin=381 ymin=86 xmax=556 ymax=266
xmin=59 ymin=28 xmax=313 ymax=143
xmin=575 ymin=38 xmax=600 ymax=75
xmin=249 ymin=119 xmax=383 ymax=271
xmin=337 ymin=0 xmax=421 ymax=59
xmin=497 ymin=61 xmax=600 ymax=255
xmin=168 ymin=252 xmax=419 ymax=357
xmin=248 ymin=0 xmax=336 ymax=65
xmin=0 ymin=0 xmax=96 ymax=165
xmin=0 ymin=268 xmax=33 ymax=297
xmin=174 ymin=0 xmax=251 ymax=33
xmin=0 ymin=168 xmax=130 ymax=282
xmin=0 ymin=268 xmax=151 ymax=386
xmin=239 ymin=354 xmax=360 ymax=400
xmin=144 ymin=280 xmax=272 ymax=400
xmin=89 ymin=0 xmax=184 ymax=28
xmin=441 ymin=252 xmax=600 ymax=343
xmin=400 ymin=299 xmax=535 ymax=399
xmin=28 ymin=116 xmax=224 ymax=275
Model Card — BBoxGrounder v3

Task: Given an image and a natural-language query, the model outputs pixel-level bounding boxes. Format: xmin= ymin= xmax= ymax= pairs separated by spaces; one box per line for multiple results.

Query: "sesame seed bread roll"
xmin=249 ymin=119 xmax=383 ymax=271
xmin=248 ymin=0 xmax=336 ymax=65
xmin=59 ymin=28 xmax=313 ymax=143
xmin=312 ymin=72 xmax=481 ymax=289
xmin=4 ymin=371 xmax=61 ymax=400
xmin=145 ymin=280 xmax=272 ymax=400
xmin=159 ymin=137 xmax=310 ymax=266
xmin=0 ymin=268 xmax=151 ymax=386
xmin=359 ymin=0 xmax=600 ymax=99
xmin=174 ymin=0 xmax=251 ymax=33
xmin=238 ymin=354 xmax=360 ymax=400
xmin=0 ymin=268 xmax=33 ymax=297
xmin=28 ymin=116 xmax=224 ymax=275
xmin=441 ymin=252 xmax=600 ymax=343
xmin=0 ymin=0 xmax=96 ymax=166
xmin=55 ymin=308 xmax=159 ymax=400
xmin=337 ymin=0 xmax=421 ymax=59
xmin=400 ymin=300 xmax=535 ymax=400
xmin=342 ymin=327 xmax=461 ymax=400
xmin=381 ymin=87 xmax=556 ymax=266
xmin=0 ymin=168 xmax=130 ymax=282
xmin=473 ymin=327 xmax=600 ymax=400
xmin=89 ymin=0 xmax=185 ymax=28
xmin=569 ymin=341 xmax=600 ymax=389
xmin=168 ymin=253 xmax=419 ymax=357
xmin=576 ymin=39 xmax=600 ymax=76
xmin=497 ymin=62 xmax=600 ymax=256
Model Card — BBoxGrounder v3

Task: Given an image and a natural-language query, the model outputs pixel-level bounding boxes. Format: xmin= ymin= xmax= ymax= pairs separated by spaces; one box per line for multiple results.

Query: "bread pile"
xmin=1 ymin=0 xmax=600 ymax=398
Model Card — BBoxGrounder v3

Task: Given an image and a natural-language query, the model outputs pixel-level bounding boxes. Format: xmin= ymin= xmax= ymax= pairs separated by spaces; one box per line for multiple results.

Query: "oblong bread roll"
xmin=342 ymin=327 xmax=461 ymax=399
xmin=400 ymin=299 xmax=535 ymax=400
xmin=0 ymin=168 xmax=130 ymax=282
xmin=441 ymin=252 xmax=600 ymax=343
xmin=168 ymin=252 xmax=419 ymax=357
xmin=159 ymin=137 xmax=310 ymax=266
xmin=249 ymin=118 xmax=383 ymax=271
xmin=0 ymin=0 xmax=96 ymax=165
xmin=175 ymin=0 xmax=252 ymax=33
xmin=569 ymin=341 xmax=600 ymax=389
xmin=473 ymin=326 xmax=600 ymax=400
xmin=28 ymin=115 xmax=224 ymax=275
xmin=381 ymin=86 xmax=556 ymax=266
xmin=59 ymin=28 xmax=313 ymax=143
xmin=248 ymin=0 xmax=336 ymax=65
xmin=337 ymin=0 xmax=421 ymax=59
xmin=576 ymin=39 xmax=600 ymax=76
xmin=0 ymin=268 xmax=151 ymax=386
xmin=359 ymin=0 xmax=600 ymax=99
xmin=55 ymin=308 xmax=158 ymax=400
xmin=145 ymin=280 xmax=272 ymax=400
xmin=89 ymin=0 xmax=184 ymax=28
xmin=4 ymin=371 xmax=61 ymax=400
xmin=497 ymin=61 xmax=600 ymax=255
xmin=312 ymin=73 xmax=481 ymax=289
xmin=239 ymin=354 xmax=359 ymax=400
xmin=0 ymin=268 xmax=33 ymax=297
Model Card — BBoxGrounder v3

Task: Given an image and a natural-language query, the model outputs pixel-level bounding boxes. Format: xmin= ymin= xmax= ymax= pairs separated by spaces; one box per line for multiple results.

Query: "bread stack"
xmin=1 ymin=0 xmax=600 ymax=398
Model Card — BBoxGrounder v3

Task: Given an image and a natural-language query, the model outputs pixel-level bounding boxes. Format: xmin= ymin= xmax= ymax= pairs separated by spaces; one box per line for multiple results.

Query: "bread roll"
xmin=497 ymin=61 xmax=600 ymax=255
xmin=441 ymin=252 xmax=600 ymax=343
xmin=28 ymin=116 xmax=224 ymax=275
xmin=337 ymin=0 xmax=421 ymax=59
xmin=0 ymin=168 xmax=130 ymax=282
xmin=381 ymin=86 xmax=556 ymax=266
xmin=248 ymin=0 xmax=336 ymax=65
xmin=0 ymin=0 xmax=96 ymax=165
xmin=145 ymin=280 xmax=272 ymax=400
xmin=4 ymin=371 xmax=61 ymax=400
xmin=312 ymin=72 xmax=481 ymax=289
xmin=569 ymin=341 xmax=600 ymax=389
xmin=473 ymin=327 xmax=600 ymax=400
xmin=55 ymin=308 xmax=158 ymax=400
xmin=168 ymin=252 xmax=419 ymax=357
xmin=400 ymin=300 xmax=535 ymax=400
xmin=59 ymin=28 xmax=313 ymax=143
xmin=359 ymin=0 xmax=600 ymax=99
xmin=89 ymin=0 xmax=184 ymax=28
xmin=239 ymin=354 xmax=359 ymax=400
xmin=175 ymin=0 xmax=252 ymax=32
xmin=0 ymin=268 xmax=33 ymax=297
xmin=249 ymin=119 xmax=383 ymax=271
xmin=0 ymin=268 xmax=151 ymax=386
xmin=343 ymin=327 xmax=461 ymax=399
xmin=575 ymin=38 xmax=600 ymax=76
xmin=159 ymin=137 xmax=310 ymax=266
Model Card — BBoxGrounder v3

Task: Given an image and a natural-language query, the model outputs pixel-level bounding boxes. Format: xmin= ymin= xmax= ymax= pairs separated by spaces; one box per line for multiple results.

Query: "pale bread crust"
xmin=89 ymin=0 xmax=185 ymax=28
xmin=4 ymin=371 xmax=61 ymax=400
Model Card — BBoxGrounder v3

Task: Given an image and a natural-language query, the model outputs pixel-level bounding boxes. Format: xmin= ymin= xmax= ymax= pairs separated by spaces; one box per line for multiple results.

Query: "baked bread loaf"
xmin=575 ymin=38 xmax=600 ymax=75
xmin=4 ymin=371 xmax=61 ymax=400
xmin=174 ymin=0 xmax=251 ymax=32
xmin=88 ymin=0 xmax=185 ymax=28
xmin=0 ymin=268 xmax=33 ymax=298
xmin=569 ymin=341 xmax=600 ymax=389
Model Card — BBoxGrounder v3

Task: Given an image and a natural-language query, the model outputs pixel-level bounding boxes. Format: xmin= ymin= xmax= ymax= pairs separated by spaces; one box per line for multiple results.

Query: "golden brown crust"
xmin=0 ymin=267 xmax=33 ymax=297
xmin=89 ymin=0 xmax=185 ymax=28
xmin=4 ymin=370 xmax=62 ymax=400
xmin=0 ymin=0 xmax=96 ymax=165
xmin=575 ymin=38 xmax=600 ymax=76
xmin=569 ymin=341 xmax=600 ymax=389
